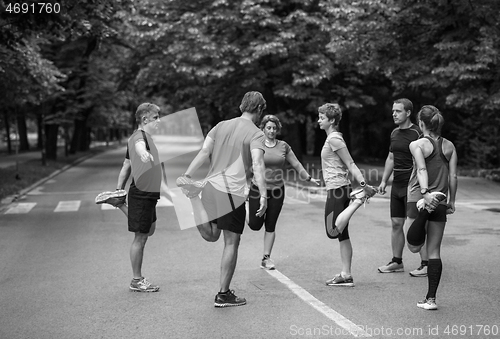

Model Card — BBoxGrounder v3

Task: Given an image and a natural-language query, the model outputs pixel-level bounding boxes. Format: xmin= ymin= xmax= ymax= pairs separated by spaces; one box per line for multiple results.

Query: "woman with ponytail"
xmin=405 ymin=105 xmax=458 ymax=310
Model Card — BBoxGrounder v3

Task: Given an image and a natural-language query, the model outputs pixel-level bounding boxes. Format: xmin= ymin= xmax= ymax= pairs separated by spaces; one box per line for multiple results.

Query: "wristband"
xmin=306 ymin=175 xmax=312 ymax=182
xmin=183 ymin=173 xmax=192 ymax=179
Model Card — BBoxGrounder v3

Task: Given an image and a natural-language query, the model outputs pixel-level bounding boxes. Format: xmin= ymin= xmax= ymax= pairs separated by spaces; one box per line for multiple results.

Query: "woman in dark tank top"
xmin=405 ymin=105 xmax=458 ymax=311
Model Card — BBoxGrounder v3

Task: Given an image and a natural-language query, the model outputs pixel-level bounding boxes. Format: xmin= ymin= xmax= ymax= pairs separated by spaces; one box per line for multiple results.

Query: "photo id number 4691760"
xmin=5 ymin=2 xmax=61 ymax=14
xmin=442 ymin=324 xmax=498 ymax=336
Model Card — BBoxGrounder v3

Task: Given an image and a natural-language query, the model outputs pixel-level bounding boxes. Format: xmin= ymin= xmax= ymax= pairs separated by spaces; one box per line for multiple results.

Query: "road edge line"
xmin=266 ymin=269 xmax=371 ymax=338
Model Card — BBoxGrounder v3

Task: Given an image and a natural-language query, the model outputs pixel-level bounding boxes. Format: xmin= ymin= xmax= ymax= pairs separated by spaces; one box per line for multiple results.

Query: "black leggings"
xmin=324 ymin=186 xmax=351 ymax=241
xmin=248 ymin=183 xmax=285 ymax=233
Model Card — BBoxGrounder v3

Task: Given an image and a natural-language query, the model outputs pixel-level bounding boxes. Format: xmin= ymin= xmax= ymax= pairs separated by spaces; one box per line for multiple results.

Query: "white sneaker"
xmin=409 ymin=264 xmax=428 ymax=277
xmin=260 ymin=257 xmax=275 ymax=270
xmin=417 ymin=297 xmax=437 ymax=310
xmin=378 ymin=261 xmax=404 ymax=273
xmin=95 ymin=189 xmax=127 ymax=207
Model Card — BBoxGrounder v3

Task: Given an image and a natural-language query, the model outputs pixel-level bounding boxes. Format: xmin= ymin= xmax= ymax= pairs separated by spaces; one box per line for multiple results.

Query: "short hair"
xmin=259 ymin=114 xmax=282 ymax=134
xmin=394 ymin=98 xmax=413 ymax=114
xmin=135 ymin=103 xmax=160 ymax=124
xmin=239 ymin=91 xmax=266 ymax=114
xmin=417 ymin=105 xmax=444 ymax=135
xmin=318 ymin=103 xmax=342 ymax=125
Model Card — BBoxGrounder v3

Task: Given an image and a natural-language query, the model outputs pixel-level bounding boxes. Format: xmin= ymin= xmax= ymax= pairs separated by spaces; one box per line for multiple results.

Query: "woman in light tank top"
xmin=405 ymin=105 xmax=458 ymax=310
xmin=318 ymin=103 xmax=377 ymax=287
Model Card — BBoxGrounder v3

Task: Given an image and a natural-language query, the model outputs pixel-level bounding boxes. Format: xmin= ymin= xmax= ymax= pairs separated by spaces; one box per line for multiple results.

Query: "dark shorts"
xmin=324 ymin=185 xmax=351 ymax=241
xmin=407 ymin=202 xmax=447 ymax=222
xmin=128 ymin=195 xmax=157 ymax=233
xmin=201 ymin=183 xmax=246 ymax=234
xmin=390 ymin=181 xmax=408 ymax=218
xmin=248 ymin=183 xmax=285 ymax=233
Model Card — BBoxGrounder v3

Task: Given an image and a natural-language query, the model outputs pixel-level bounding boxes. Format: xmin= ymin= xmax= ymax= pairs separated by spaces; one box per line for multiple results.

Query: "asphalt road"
xmin=1 ymin=136 xmax=500 ymax=339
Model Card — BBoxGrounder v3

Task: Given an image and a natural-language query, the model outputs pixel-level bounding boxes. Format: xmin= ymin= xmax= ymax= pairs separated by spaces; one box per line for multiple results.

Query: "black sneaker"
xmin=214 ymin=290 xmax=246 ymax=308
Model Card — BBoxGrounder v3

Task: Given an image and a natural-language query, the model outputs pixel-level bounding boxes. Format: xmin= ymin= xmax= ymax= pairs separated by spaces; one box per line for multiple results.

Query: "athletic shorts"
xmin=324 ymin=185 xmax=351 ymax=241
xmin=248 ymin=183 xmax=285 ymax=233
xmin=390 ymin=181 xmax=408 ymax=218
xmin=201 ymin=183 xmax=246 ymax=235
xmin=407 ymin=202 xmax=447 ymax=222
xmin=128 ymin=196 xmax=157 ymax=233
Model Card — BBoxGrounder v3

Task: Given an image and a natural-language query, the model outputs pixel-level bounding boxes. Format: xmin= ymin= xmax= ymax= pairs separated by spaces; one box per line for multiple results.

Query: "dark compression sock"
xmin=426 ymin=259 xmax=443 ymax=299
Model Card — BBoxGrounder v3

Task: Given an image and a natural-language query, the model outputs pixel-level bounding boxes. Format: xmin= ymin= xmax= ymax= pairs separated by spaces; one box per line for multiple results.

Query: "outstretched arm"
xmin=251 ymin=148 xmax=267 ymax=217
xmin=135 ymin=140 xmax=154 ymax=163
xmin=184 ymin=137 xmax=214 ymax=177
xmin=286 ymin=149 xmax=320 ymax=186
xmin=336 ymin=145 xmax=376 ymax=196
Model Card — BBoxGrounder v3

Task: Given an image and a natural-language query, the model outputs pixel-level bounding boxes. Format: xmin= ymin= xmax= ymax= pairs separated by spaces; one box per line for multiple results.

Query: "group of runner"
xmin=96 ymin=93 xmax=457 ymax=311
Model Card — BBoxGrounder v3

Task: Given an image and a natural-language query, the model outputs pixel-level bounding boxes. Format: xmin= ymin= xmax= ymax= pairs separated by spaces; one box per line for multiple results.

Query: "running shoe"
xmin=417 ymin=297 xmax=438 ymax=310
xmin=416 ymin=192 xmax=447 ymax=213
xmin=378 ymin=261 xmax=404 ymax=273
xmin=325 ymin=274 xmax=355 ymax=287
xmin=95 ymin=189 xmax=127 ymax=207
xmin=409 ymin=264 xmax=428 ymax=277
xmin=176 ymin=175 xmax=205 ymax=199
xmin=129 ymin=277 xmax=160 ymax=292
xmin=214 ymin=290 xmax=247 ymax=308
xmin=349 ymin=185 xmax=376 ymax=205
xmin=260 ymin=257 xmax=276 ymax=270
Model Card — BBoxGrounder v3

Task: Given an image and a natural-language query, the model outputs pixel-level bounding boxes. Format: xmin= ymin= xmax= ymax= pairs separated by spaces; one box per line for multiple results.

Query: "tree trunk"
xmin=45 ymin=123 xmax=59 ymax=160
xmin=37 ymin=113 xmax=43 ymax=150
xmin=3 ymin=112 xmax=12 ymax=154
xmin=284 ymin=121 xmax=303 ymax=163
xmin=70 ymin=117 xmax=91 ymax=153
xmin=16 ymin=111 xmax=30 ymax=151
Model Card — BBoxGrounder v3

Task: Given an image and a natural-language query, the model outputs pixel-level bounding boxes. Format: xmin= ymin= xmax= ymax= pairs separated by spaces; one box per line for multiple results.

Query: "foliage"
xmin=1 ymin=0 xmax=499 ymax=167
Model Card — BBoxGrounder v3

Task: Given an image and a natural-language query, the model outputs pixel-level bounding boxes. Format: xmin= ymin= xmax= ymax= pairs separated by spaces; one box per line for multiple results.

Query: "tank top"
xmin=321 ymin=132 xmax=350 ymax=190
xmin=408 ymin=136 xmax=450 ymax=203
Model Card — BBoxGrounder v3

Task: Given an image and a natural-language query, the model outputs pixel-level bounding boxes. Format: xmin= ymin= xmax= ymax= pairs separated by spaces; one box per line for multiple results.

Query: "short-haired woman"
xmin=248 ymin=114 xmax=320 ymax=270
xmin=318 ymin=103 xmax=377 ymax=287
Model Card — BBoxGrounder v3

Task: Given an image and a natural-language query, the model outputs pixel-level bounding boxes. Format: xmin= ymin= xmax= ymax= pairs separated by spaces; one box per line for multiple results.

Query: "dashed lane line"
xmin=54 ymin=200 xmax=81 ymax=212
xmin=4 ymin=203 xmax=37 ymax=214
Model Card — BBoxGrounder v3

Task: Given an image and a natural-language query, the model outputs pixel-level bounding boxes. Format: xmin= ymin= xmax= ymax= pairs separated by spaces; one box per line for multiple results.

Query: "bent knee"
xmin=391 ymin=217 xmax=405 ymax=230
xmin=408 ymin=243 xmax=423 ymax=253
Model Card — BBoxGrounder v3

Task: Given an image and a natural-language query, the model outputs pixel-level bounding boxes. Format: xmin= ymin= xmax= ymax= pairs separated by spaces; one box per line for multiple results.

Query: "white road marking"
xmin=54 ymin=200 xmax=81 ymax=212
xmin=456 ymin=201 xmax=500 ymax=211
xmin=266 ymin=269 xmax=371 ymax=338
xmin=100 ymin=204 xmax=118 ymax=210
xmin=4 ymin=203 xmax=37 ymax=214
xmin=157 ymin=196 xmax=174 ymax=207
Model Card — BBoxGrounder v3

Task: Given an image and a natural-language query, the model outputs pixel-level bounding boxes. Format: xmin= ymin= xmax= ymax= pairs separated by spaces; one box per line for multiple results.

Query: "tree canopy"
xmin=1 ymin=0 xmax=499 ymax=168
